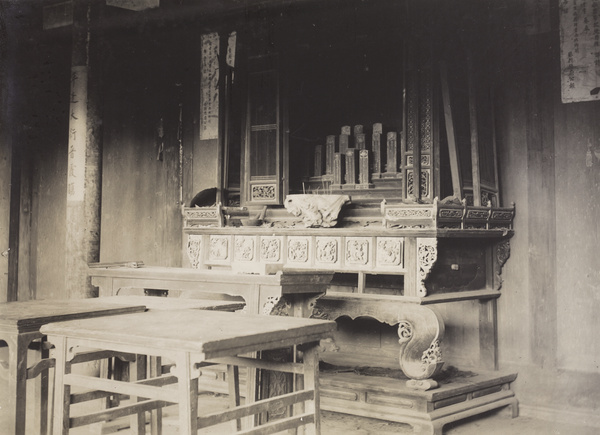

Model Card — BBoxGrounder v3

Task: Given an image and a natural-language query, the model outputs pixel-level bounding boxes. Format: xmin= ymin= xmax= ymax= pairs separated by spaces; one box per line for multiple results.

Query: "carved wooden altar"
xmin=181 ymin=2 xmax=518 ymax=431
xmin=182 ymin=198 xmax=516 ymax=433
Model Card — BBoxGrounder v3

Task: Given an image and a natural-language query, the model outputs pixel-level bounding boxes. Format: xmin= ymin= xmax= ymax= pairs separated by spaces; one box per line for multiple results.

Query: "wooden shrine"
xmin=181 ymin=2 xmax=518 ymax=433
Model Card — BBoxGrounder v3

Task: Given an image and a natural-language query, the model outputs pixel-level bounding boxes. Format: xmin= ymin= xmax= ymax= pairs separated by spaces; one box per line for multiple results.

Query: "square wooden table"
xmin=0 ymin=298 xmax=147 ymax=435
xmin=42 ymin=309 xmax=336 ymax=434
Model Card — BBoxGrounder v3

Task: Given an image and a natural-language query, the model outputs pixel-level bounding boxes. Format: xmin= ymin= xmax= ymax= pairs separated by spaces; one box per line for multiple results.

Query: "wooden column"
xmin=65 ymin=0 xmax=102 ymax=299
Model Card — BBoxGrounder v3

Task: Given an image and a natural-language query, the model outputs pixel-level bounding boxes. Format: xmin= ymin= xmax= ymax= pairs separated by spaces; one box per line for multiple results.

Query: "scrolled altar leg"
xmin=397 ymin=304 xmax=445 ymax=390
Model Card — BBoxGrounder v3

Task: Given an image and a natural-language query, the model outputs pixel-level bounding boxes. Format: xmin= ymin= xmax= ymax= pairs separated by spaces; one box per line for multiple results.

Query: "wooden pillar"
xmin=65 ymin=0 xmax=102 ymax=299
xmin=3 ymin=0 xmax=29 ymax=302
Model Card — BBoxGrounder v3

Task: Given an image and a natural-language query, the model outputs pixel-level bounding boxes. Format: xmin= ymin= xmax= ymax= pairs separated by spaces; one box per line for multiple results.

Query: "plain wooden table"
xmin=0 ymin=298 xmax=147 ymax=435
xmin=89 ymin=266 xmax=333 ymax=316
xmin=42 ymin=309 xmax=336 ymax=435
xmin=96 ymin=295 xmax=245 ymax=433
xmin=97 ymin=295 xmax=245 ymax=312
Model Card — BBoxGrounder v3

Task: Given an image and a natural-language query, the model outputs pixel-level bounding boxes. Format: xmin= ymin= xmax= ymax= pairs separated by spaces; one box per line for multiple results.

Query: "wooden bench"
xmin=42 ymin=310 xmax=337 ymax=434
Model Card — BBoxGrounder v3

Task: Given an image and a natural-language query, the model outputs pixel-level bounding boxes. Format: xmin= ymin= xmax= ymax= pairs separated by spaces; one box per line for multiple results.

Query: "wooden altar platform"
xmin=319 ymin=367 xmax=517 ymax=435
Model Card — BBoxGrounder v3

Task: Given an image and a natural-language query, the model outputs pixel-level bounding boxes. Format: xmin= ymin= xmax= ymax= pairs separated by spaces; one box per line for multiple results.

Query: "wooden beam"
xmin=467 ymin=52 xmax=482 ymax=206
xmin=440 ymin=61 xmax=463 ymax=199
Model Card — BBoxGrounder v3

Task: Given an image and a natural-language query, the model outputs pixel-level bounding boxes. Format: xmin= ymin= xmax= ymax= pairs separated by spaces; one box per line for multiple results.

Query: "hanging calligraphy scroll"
xmin=200 ymin=32 xmax=220 ymax=140
xmin=67 ymin=66 xmax=88 ymax=202
xmin=559 ymin=0 xmax=600 ymax=103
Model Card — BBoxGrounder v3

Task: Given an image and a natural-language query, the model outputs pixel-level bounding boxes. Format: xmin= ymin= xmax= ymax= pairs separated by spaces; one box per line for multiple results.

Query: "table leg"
xmin=51 ymin=336 xmax=71 ymax=435
xmin=40 ymin=335 xmax=50 ymax=435
xmin=6 ymin=333 xmax=30 ymax=435
xmin=301 ymin=342 xmax=320 ymax=435
xmin=176 ymin=352 xmax=198 ymax=433
xmin=227 ymin=364 xmax=242 ymax=431
xmin=129 ymin=355 xmax=146 ymax=434
xmin=149 ymin=356 xmax=163 ymax=435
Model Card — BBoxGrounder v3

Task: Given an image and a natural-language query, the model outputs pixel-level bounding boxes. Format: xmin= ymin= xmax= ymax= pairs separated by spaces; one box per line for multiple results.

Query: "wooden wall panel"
xmin=100 ymin=26 xmax=192 ymax=267
xmin=495 ymin=49 xmax=533 ymax=368
xmin=0 ymin=141 xmax=9 ymax=302
xmin=29 ymin=34 xmax=71 ymax=301
xmin=554 ymin=100 xmax=600 ymax=372
xmin=493 ymin=0 xmax=600 ymax=417
xmin=525 ymin=32 xmax=558 ymax=369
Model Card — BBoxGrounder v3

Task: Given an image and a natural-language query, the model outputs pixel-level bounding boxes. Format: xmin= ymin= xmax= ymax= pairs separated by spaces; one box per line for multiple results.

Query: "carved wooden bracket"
xmin=417 ymin=237 xmax=438 ymax=297
xmin=494 ymin=240 xmax=511 ymax=291
xmin=396 ymin=304 xmax=445 ymax=381
xmin=312 ymin=297 xmax=445 ymax=384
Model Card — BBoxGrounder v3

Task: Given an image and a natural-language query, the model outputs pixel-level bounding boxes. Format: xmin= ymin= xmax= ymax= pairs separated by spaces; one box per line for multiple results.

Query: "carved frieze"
xmin=287 ymin=237 xmax=310 ymax=264
xmin=209 ymin=236 xmax=230 ymax=262
xmin=406 ymin=169 xmax=430 ymax=200
xmin=345 ymin=237 xmax=371 ymax=266
xmin=187 ymin=209 xmax=218 ymax=219
xmin=260 ymin=237 xmax=282 ymax=263
xmin=376 ymin=237 xmax=404 ymax=268
xmin=234 ymin=236 xmax=255 ymax=262
xmin=183 ymin=206 xmax=222 ymax=229
xmin=406 ymin=155 xmax=431 ymax=167
xmin=315 ymin=237 xmax=340 ymax=265
xmin=251 ymin=184 xmax=276 ymax=201
xmin=383 ymin=203 xmax=435 ymax=229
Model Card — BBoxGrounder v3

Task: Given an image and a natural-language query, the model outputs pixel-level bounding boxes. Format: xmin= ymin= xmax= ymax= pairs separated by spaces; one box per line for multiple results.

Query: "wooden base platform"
xmin=319 ymin=369 xmax=518 ymax=435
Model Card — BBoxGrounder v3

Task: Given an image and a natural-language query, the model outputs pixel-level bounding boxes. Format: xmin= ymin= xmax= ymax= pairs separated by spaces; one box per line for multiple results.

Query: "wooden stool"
xmin=42 ymin=309 xmax=336 ymax=434
xmin=0 ymin=298 xmax=146 ymax=435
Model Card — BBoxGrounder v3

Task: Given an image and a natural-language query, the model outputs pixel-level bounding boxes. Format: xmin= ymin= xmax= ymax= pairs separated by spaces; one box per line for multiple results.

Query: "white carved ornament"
xmin=209 ymin=236 xmax=229 ymax=261
xmin=416 ymin=238 xmax=437 ymax=297
xmin=284 ymin=194 xmax=350 ymax=228
xmin=186 ymin=235 xmax=202 ymax=269
xmin=288 ymin=238 xmax=309 ymax=263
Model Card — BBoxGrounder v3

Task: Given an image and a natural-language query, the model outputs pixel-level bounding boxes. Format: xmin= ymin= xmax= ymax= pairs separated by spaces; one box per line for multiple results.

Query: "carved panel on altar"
xmin=260 ymin=236 xmax=283 ymax=263
xmin=208 ymin=235 xmax=231 ymax=264
xmin=234 ymin=236 xmax=256 ymax=262
xmin=345 ymin=237 xmax=372 ymax=268
xmin=376 ymin=237 xmax=404 ymax=271
xmin=315 ymin=237 xmax=341 ymax=268
xmin=287 ymin=236 xmax=311 ymax=265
